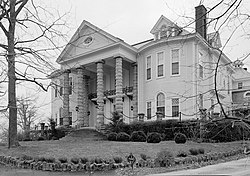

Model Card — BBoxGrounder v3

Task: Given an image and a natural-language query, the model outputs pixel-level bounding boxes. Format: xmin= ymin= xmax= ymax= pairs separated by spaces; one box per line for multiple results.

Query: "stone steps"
xmin=60 ymin=127 xmax=107 ymax=141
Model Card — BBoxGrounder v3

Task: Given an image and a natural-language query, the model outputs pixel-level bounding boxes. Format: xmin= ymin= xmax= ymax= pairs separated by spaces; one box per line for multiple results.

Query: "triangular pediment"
xmin=57 ymin=20 xmax=121 ymax=63
xmin=150 ymin=15 xmax=179 ymax=35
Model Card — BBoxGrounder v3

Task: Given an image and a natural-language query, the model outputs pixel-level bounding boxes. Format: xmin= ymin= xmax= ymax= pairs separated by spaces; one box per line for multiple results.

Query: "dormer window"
xmin=160 ymin=25 xmax=168 ymax=38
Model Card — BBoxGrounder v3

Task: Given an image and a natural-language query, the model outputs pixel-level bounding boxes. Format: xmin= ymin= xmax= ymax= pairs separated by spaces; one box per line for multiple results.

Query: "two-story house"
xmin=49 ymin=5 xmax=234 ymax=129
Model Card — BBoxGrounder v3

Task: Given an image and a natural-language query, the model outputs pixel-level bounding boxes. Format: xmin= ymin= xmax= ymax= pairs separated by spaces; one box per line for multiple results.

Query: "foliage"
xmin=154 ymin=150 xmax=174 ymax=167
xmin=45 ymin=157 xmax=56 ymax=163
xmin=203 ymin=119 xmax=250 ymax=142
xmin=140 ymin=153 xmax=150 ymax=161
xmin=147 ymin=132 xmax=162 ymax=143
xmin=174 ymin=133 xmax=187 ymax=144
xmin=116 ymin=132 xmax=130 ymax=142
xmin=105 ymin=111 xmax=123 ymax=133
xmin=189 ymin=148 xmax=199 ymax=155
xmin=80 ymin=157 xmax=89 ymax=164
xmin=71 ymin=157 xmax=79 ymax=164
xmin=107 ymin=132 xmax=117 ymax=141
xmin=54 ymin=126 xmax=67 ymax=139
xmin=176 ymin=151 xmax=188 ymax=157
xmin=37 ymin=136 xmax=45 ymax=141
xmin=113 ymin=156 xmax=123 ymax=163
xmin=130 ymin=131 xmax=147 ymax=142
xmin=94 ymin=157 xmax=103 ymax=164
xmin=105 ymin=119 xmax=199 ymax=141
xmin=20 ymin=155 xmax=33 ymax=161
xmin=58 ymin=157 xmax=68 ymax=163
xmin=198 ymin=148 xmax=205 ymax=154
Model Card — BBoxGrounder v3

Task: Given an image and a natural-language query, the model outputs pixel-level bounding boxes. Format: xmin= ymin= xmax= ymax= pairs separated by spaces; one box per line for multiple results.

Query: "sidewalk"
xmin=147 ymin=157 xmax=250 ymax=176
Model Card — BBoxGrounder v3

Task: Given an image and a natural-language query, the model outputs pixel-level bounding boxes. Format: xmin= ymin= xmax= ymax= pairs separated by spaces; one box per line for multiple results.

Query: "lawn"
xmin=0 ymin=139 xmax=244 ymax=161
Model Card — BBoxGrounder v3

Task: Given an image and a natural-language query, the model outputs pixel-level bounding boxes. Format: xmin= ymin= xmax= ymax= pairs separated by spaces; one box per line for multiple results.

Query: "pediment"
xmin=150 ymin=15 xmax=179 ymax=35
xmin=57 ymin=20 xmax=121 ymax=63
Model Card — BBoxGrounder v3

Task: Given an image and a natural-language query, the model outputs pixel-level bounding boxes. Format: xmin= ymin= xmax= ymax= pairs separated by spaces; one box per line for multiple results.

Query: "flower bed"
xmin=0 ymin=148 xmax=245 ymax=172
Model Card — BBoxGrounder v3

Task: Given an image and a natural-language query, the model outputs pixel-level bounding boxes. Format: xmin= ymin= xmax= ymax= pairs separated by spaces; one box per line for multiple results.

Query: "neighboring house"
xmin=49 ymin=5 xmax=238 ymax=129
xmin=232 ymin=60 xmax=250 ymax=117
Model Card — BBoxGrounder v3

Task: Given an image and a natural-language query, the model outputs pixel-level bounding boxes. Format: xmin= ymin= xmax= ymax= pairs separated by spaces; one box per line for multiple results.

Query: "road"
xmin=147 ymin=157 xmax=250 ymax=176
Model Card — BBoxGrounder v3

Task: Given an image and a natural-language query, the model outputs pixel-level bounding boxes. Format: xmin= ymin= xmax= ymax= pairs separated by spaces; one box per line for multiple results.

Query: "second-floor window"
xmin=157 ymin=52 xmax=164 ymax=77
xmin=54 ymin=84 xmax=58 ymax=97
xmin=146 ymin=56 xmax=152 ymax=80
xmin=146 ymin=102 xmax=151 ymax=119
xmin=199 ymin=64 xmax=203 ymax=78
xmin=171 ymin=49 xmax=179 ymax=75
xmin=238 ymin=82 xmax=243 ymax=89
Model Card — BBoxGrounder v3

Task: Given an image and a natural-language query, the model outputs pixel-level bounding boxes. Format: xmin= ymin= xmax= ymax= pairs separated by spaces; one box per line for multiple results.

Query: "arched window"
xmin=244 ymin=91 xmax=250 ymax=98
xmin=157 ymin=93 xmax=165 ymax=115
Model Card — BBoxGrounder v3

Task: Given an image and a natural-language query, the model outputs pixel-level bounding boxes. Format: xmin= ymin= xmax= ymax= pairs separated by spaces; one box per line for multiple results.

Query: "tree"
xmin=17 ymin=96 xmax=39 ymax=139
xmin=0 ymin=0 xmax=68 ymax=148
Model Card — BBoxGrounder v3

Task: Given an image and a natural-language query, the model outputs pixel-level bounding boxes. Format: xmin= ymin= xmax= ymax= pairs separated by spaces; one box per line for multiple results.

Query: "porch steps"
xmin=59 ymin=127 xmax=107 ymax=142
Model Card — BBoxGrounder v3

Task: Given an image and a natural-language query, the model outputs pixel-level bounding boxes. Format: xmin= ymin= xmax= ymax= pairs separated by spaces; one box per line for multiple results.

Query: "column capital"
xmin=95 ymin=60 xmax=105 ymax=64
xmin=113 ymin=55 xmax=124 ymax=60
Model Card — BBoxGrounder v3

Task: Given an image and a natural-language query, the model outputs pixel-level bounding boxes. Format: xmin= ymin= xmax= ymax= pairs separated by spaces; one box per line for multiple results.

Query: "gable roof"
xmin=56 ymin=20 xmax=125 ymax=63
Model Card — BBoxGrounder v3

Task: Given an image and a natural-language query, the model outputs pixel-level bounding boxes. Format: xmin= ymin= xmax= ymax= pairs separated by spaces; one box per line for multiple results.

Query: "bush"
xmin=189 ymin=148 xmax=199 ymax=155
xmin=54 ymin=126 xmax=68 ymax=139
xmin=37 ymin=136 xmax=45 ymax=141
xmin=174 ymin=133 xmax=187 ymax=144
xmin=107 ymin=132 xmax=117 ymax=141
xmin=20 ymin=155 xmax=33 ymax=161
xmin=71 ymin=157 xmax=79 ymax=164
xmin=130 ymin=131 xmax=147 ymax=142
xmin=140 ymin=153 xmax=150 ymax=161
xmin=113 ymin=156 xmax=123 ymax=163
xmin=116 ymin=132 xmax=130 ymax=142
xmin=80 ymin=157 xmax=88 ymax=164
xmin=147 ymin=132 xmax=162 ymax=143
xmin=177 ymin=151 xmax=188 ymax=157
xmin=36 ymin=156 xmax=46 ymax=162
xmin=94 ymin=157 xmax=103 ymax=164
xmin=45 ymin=157 xmax=56 ymax=163
xmin=58 ymin=157 xmax=68 ymax=163
xmin=155 ymin=150 xmax=174 ymax=167
xmin=198 ymin=148 xmax=205 ymax=154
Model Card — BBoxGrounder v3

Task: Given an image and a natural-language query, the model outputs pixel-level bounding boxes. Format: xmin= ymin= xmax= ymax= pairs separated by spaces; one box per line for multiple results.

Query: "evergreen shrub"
xmin=130 ymin=131 xmax=147 ymax=142
xmin=116 ymin=132 xmax=130 ymax=142
xmin=147 ymin=132 xmax=162 ymax=143
xmin=174 ymin=133 xmax=187 ymax=144
xmin=107 ymin=132 xmax=117 ymax=141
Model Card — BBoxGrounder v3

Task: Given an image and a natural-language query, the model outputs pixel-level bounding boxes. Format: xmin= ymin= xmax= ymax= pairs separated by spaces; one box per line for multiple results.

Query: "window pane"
xmin=158 ymin=65 xmax=163 ymax=77
xmin=59 ymin=118 xmax=63 ymax=125
xmin=157 ymin=93 xmax=165 ymax=106
xmin=157 ymin=52 xmax=164 ymax=64
xmin=157 ymin=107 xmax=165 ymax=115
xmin=172 ymin=98 xmax=179 ymax=105
xmin=147 ymin=68 xmax=151 ymax=80
xmin=172 ymin=49 xmax=179 ymax=62
xmin=172 ymin=106 xmax=179 ymax=117
xmin=199 ymin=64 xmax=203 ymax=78
xmin=69 ymin=77 xmax=73 ymax=95
xmin=172 ymin=62 xmax=179 ymax=75
xmin=55 ymin=85 xmax=58 ymax=97
xmin=147 ymin=56 xmax=151 ymax=68
xmin=238 ymin=82 xmax=243 ymax=89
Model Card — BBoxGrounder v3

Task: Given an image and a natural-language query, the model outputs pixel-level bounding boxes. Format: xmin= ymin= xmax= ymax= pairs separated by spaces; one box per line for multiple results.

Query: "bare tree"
xmin=17 ymin=96 xmax=39 ymax=139
xmin=0 ymin=0 xmax=68 ymax=148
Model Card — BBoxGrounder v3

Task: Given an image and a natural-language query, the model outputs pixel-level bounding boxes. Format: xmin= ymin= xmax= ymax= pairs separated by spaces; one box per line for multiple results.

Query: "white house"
xmin=49 ymin=5 xmax=239 ymax=129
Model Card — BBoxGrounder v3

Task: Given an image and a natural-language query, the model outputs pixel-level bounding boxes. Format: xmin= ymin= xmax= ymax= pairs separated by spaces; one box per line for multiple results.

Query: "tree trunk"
xmin=8 ymin=0 xmax=19 ymax=148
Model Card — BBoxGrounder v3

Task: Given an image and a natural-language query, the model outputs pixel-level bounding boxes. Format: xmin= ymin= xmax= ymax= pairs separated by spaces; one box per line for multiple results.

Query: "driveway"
xmin=147 ymin=157 xmax=250 ymax=176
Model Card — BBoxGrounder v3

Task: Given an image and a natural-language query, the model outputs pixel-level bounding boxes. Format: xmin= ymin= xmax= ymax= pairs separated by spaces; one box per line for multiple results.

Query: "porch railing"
xmin=88 ymin=86 xmax=133 ymax=100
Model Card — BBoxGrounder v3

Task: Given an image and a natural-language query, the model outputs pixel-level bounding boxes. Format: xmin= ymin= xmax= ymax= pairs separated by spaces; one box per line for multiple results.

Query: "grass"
xmin=0 ymin=139 xmax=244 ymax=161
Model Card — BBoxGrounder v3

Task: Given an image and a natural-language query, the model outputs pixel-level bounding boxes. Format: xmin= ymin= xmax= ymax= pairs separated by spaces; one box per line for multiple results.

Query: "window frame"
xmin=172 ymin=98 xmax=179 ymax=117
xmin=171 ymin=48 xmax=180 ymax=76
xmin=156 ymin=51 xmax=165 ymax=78
xmin=69 ymin=77 xmax=73 ymax=95
xmin=156 ymin=93 xmax=165 ymax=115
xmin=146 ymin=102 xmax=152 ymax=120
xmin=146 ymin=55 xmax=152 ymax=81
xmin=238 ymin=82 xmax=243 ymax=89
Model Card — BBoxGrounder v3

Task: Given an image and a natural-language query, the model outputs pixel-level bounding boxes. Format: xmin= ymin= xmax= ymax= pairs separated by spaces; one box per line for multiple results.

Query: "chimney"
xmin=195 ymin=5 xmax=207 ymax=40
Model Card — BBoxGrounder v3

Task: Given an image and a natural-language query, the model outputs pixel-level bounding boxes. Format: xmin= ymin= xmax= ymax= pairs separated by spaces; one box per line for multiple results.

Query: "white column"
xmin=63 ymin=69 xmax=70 ymax=126
xmin=96 ymin=60 xmax=105 ymax=129
xmin=115 ymin=56 xmax=123 ymax=114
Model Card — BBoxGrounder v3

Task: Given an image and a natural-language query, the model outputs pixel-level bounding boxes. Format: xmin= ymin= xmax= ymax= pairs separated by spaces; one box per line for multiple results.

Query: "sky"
xmin=1 ymin=0 xmax=250 ymax=128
